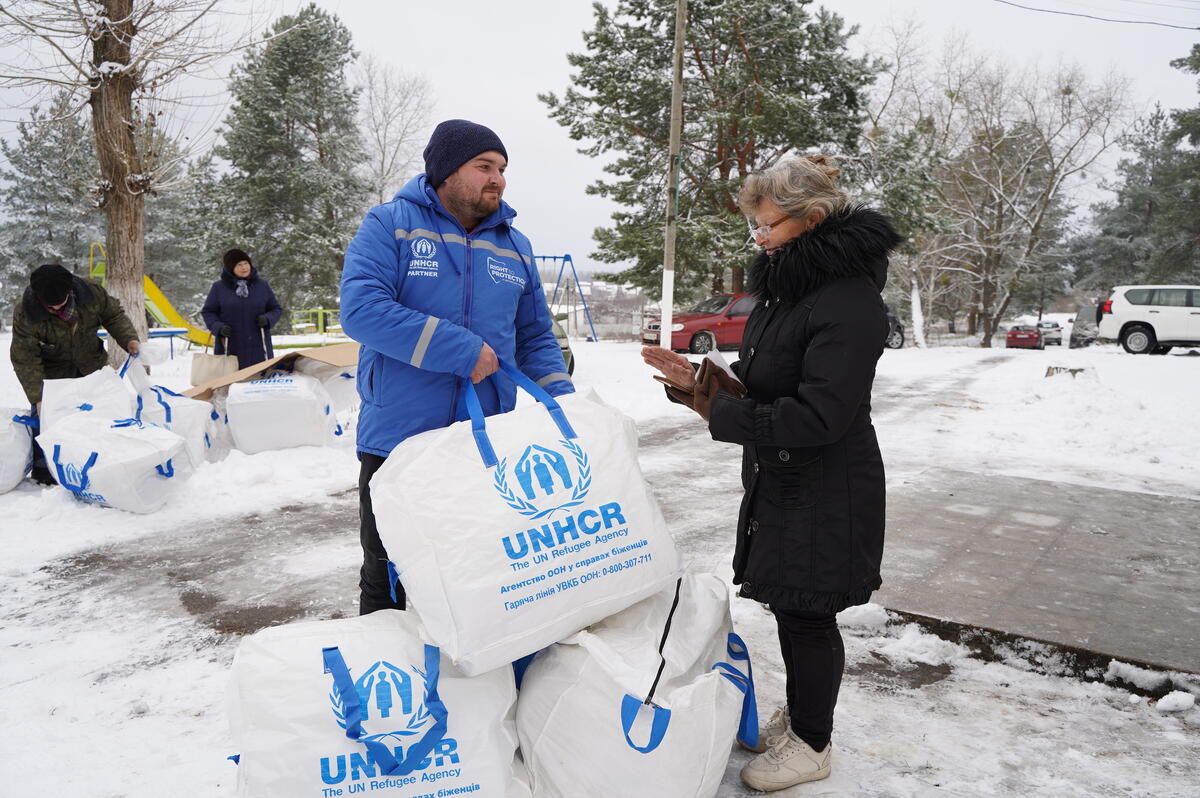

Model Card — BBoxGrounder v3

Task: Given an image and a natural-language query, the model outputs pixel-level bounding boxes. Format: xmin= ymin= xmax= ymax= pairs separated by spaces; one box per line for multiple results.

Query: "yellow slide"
xmin=88 ymin=242 xmax=212 ymax=347
xmin=142 ymin=275 xmax=214 ymax=346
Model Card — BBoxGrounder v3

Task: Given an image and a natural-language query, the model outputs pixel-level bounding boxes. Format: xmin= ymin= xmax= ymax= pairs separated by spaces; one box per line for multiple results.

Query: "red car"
xmin=642 ymin=293 xmax=758 ymax=353
xmin=1005 ymin=325 xmax=1045 ymax=350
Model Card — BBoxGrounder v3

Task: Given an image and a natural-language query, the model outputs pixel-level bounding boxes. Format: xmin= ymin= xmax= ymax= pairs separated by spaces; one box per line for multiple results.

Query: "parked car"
xmin=1097 ymin=285 xmax=1200 ymax=354
xmin=885 ymin=306 xmax=904 ymax=349
xmin=552 ymin=315 xmax=575 ymax=376
xmin=1006 ymin=325 xmax=1044 ymax=350
xmin=642 ymin=293 xmax=758 ymax=353
xmin=1036 ymin=320 xmax=1063 ymax=346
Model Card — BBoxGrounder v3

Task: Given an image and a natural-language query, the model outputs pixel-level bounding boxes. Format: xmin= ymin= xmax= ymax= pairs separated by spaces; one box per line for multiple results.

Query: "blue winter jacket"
xmin=341 ymin=175 xmax=574 ymax=458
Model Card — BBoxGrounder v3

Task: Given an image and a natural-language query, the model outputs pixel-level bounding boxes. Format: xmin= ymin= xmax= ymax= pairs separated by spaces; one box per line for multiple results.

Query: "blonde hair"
xmin=738 ymin=154 xmax=850 ymax=223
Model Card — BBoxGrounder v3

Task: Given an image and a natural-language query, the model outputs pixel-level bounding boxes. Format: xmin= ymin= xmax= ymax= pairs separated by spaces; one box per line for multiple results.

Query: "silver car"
xmin=1036 ymin=321 xmax=1063 ymax=346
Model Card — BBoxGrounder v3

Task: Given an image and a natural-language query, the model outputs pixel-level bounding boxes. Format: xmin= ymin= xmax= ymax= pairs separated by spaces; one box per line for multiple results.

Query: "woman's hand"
xmin=640 ymin=345 xmax=696 ymax=391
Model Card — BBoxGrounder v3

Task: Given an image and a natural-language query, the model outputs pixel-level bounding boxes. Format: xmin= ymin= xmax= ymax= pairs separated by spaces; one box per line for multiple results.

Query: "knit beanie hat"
xmin=30 ymin=264 xmax=74 ymax=306
xmin=223 ymin=248 xmax=252 ymax=272
xmin=423 ymin=119 xmax=508 ymax=188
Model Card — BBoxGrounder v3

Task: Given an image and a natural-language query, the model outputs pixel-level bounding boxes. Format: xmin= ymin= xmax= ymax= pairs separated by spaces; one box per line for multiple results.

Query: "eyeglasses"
xmin=748 ymin=213 xmax=791 ymax=241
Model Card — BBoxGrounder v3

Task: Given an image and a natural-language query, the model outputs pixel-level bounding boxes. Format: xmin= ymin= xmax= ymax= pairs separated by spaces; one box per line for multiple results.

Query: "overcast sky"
xmin=2 ymin=0 xmax=1198 ymax=272
xmin=297 ymin=0 xmax=1198 ymax=266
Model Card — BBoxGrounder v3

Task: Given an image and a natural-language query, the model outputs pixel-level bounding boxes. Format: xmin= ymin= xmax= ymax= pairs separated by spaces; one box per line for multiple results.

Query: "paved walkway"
xmin=876 ymin=467 xmax=1200 ymax=673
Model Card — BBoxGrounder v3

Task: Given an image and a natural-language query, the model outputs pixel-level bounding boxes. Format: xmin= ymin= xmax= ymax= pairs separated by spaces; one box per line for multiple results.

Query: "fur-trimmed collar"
xmin=20 ymin=275 xmax=96 ymax=322
xmin=745 ymin=205 xmax=902 ymax=304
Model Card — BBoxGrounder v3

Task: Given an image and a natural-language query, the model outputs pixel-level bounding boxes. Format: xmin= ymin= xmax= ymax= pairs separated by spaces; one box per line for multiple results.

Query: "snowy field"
xmin=1 ymin=334 xmax=1198 ymax=796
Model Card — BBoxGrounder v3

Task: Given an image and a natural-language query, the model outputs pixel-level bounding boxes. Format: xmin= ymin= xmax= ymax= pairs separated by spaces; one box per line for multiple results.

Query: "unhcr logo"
xmin=328 ymin=660 xmax=430 ymax=742
xmin=410 ymin=238 xmax=437 ymax=259
xmin=493 ymin=440 xmax=591 ymax=519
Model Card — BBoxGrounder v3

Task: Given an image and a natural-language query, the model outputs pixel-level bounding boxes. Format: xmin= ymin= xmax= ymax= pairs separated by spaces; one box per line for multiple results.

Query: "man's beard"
xmin=446 ymin=182 xmax=501 ymax=223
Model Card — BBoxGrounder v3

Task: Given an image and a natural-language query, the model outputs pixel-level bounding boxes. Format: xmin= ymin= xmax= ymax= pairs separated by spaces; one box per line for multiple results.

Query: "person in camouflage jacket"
xmin=9 ymin=264 xmax=141 ymax=408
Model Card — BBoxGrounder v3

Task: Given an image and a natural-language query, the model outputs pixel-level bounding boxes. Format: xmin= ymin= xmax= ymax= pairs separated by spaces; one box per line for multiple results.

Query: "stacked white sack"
xmin=228 ymin=609 xmax=531 ymax=798
xmin=227 ymin=372 xmax=343 ymax=454
xmin=0 ymin=410 xmax=34 ymax=493
xmin=37 ymin=412 xmax=191 ymax=513
xmin=517 ymin=573 xmax=756 ymax=798
xmin=372 ymin=382 xmax=681 ymax=676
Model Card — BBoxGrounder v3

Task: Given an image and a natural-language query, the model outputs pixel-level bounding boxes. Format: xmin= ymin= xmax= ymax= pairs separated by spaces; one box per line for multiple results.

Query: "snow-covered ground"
xmin=1 ymin=335 xmax=1197 ymax=796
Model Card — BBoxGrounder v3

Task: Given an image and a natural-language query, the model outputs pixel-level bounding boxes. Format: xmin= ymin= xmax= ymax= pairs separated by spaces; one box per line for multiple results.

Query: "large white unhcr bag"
xmin=516 ymin=573 xmax=758 ymax=798
xmin=1 ymin=411 xmax=35 ymax=493
xmin=135 ymin=385 xmax=219 ymax=469
xmin=39 ymin=364 xmax=135 ymax=433
xmin=36 ymin=412 xmax=190 ymax=513
xmin=371 ymin=359 xmax=682 ymax=676
xmin=228 ymin=610 xmax=531 ymax=798
xmin=227 ymin=372 xmax=342 ymax=454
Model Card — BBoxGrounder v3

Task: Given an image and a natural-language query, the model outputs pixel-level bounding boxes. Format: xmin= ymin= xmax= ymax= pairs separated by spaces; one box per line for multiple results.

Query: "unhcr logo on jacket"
xmin=409 ymin=238 xmax=439 ymax=278
xmin=320 ymin=658 xmax=460 ymax=786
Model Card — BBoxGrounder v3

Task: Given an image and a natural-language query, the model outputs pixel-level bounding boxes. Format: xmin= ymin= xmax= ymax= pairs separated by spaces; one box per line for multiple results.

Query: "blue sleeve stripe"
xmin=536 ymin=372 xmax=572 ymax=387
xmin=411 ymin=316 xmax=440 ymax=368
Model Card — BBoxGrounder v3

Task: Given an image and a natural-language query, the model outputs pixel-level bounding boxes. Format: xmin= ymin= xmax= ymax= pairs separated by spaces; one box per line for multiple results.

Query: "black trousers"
xmin=358 ymin=452 xmax=406 ymax=615
xmin=775 ymin=609 xmax=845 ymax=751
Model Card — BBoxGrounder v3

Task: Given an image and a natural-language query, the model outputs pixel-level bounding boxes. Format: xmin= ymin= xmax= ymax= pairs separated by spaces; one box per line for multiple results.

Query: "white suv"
xmin=1098 ymin=285 xmax=1200 ymax=354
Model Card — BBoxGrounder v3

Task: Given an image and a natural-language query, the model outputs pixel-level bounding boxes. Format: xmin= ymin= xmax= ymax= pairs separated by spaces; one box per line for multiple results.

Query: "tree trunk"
xmin=91 ymin=0 xmax=148 ymax=366
xmin=731 ymin=264 xmax=744 ymax=293
xmin=910 ymin=275 xmax=927 ymax=348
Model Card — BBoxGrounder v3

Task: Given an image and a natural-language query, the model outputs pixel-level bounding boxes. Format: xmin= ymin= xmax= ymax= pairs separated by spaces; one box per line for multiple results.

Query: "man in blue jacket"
xmin=341 ymin=119 xmax=574 ymax=614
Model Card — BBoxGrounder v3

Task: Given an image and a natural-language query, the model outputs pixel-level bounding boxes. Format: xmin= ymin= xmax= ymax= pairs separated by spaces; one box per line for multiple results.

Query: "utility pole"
xmin=659 ymin=0 xmax=687 ymax=350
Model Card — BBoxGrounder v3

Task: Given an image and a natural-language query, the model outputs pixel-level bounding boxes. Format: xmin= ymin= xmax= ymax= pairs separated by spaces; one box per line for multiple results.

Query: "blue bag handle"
xmin=117 ymin=352 xmax=137 ymax=378
xmin=462 ymin=358 xmax=576 ymax=468
xmin=620 ymin=694 xmax=672 ymax=754
xmin=149 ymin=387 xmax=175 ymax=423
xmin=11 ymin=414 xmax=39 ymax=431
xmin=155 ymin=459 xmax=175 ymax=478
xmin=322 ymin=644 xmax=448 ymax=776
xmin=711 ymin=632 xmax=759 ymax=750
xmin=51 ymin=444 xmax=98 ymax=496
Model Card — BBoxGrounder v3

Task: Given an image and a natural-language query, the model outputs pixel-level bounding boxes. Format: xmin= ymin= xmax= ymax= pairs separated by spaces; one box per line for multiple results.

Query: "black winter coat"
xmin=707 ymin=206 xmax=902 ymax=614
xmin=201 ymin=265 xmax=283 ymax=370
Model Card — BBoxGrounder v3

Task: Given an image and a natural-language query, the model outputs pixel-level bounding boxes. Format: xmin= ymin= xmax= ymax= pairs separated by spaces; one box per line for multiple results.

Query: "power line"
xmin=990 ymin=0 xmax=1200 ymax=28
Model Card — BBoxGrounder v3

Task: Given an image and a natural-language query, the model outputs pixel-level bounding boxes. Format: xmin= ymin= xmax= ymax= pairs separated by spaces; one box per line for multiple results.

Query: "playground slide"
xmin=142 ymin=275 xmax=213 ymax=346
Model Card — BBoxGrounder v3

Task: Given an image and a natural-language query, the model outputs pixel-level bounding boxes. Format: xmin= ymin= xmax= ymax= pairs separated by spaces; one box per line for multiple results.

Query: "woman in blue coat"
xmin=201 ymin=248 xmax=283 ymax=369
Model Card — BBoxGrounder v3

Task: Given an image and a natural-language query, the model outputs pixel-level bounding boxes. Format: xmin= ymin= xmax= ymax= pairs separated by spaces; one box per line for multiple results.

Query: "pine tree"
xmin=541 ymin=0 xmax=875 ymax=299
xmin=216 ymin=3 xmax=368 ymax=312
xmin=1072 ymin=46 xmax=1200 ymax=289
xmin=0 ymin=92 xmax=104 ymax=304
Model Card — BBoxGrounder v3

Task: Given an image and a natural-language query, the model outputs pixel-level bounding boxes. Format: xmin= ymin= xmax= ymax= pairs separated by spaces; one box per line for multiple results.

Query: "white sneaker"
xmin=740 ymin=729 xmax=831 ymax=792
xmin=740 ymin=705 xmax=789 ymax=753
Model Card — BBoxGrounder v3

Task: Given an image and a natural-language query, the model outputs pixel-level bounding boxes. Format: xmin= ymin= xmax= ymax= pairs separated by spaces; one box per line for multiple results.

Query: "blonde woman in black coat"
xmin=643 ymin=155 xmax=901 ymax=791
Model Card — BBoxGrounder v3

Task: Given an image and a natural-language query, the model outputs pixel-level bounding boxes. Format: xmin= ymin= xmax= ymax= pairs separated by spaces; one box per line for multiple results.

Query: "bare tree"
xmin=0 ymin=0 xmax=285 ymax=357
xmin=356 ymin=54 xmax=433 ymax=207
xmin=872 ymin=32 xmax=1130 ymax=346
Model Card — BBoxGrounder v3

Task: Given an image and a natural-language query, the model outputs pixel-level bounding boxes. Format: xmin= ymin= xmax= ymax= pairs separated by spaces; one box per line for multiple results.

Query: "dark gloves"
xmin=218 ymin=324 xmax=233 ymax=338
xmin=664 ymin=360 xmax=747 ymax=421
xmin=256 ymin=314 xmax=270 ymax=329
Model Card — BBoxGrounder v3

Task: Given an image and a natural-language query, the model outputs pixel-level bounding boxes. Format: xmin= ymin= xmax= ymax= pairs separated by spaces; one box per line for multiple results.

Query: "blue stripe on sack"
xmin=78 ymin=403 xmax=93 ymax=412
xmin=150 ymin=387 xmax=173 ymax=424
xmin=155 ymin=460 xmax=175 ymax=478
xmin=386 ymin=561 xmax=400 ymax=605
xmin=712 ymin=632 xmax=759 ymax=750
xmin=11 ymin=414 xmax=38 ymax=430
xmin=321 ymin=644 xmax=448 ymax=775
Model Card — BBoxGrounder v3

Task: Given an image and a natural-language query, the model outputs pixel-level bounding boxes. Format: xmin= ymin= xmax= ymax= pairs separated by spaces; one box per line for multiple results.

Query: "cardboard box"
xmin=184 ymin=342 xmax=360 ymax=401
